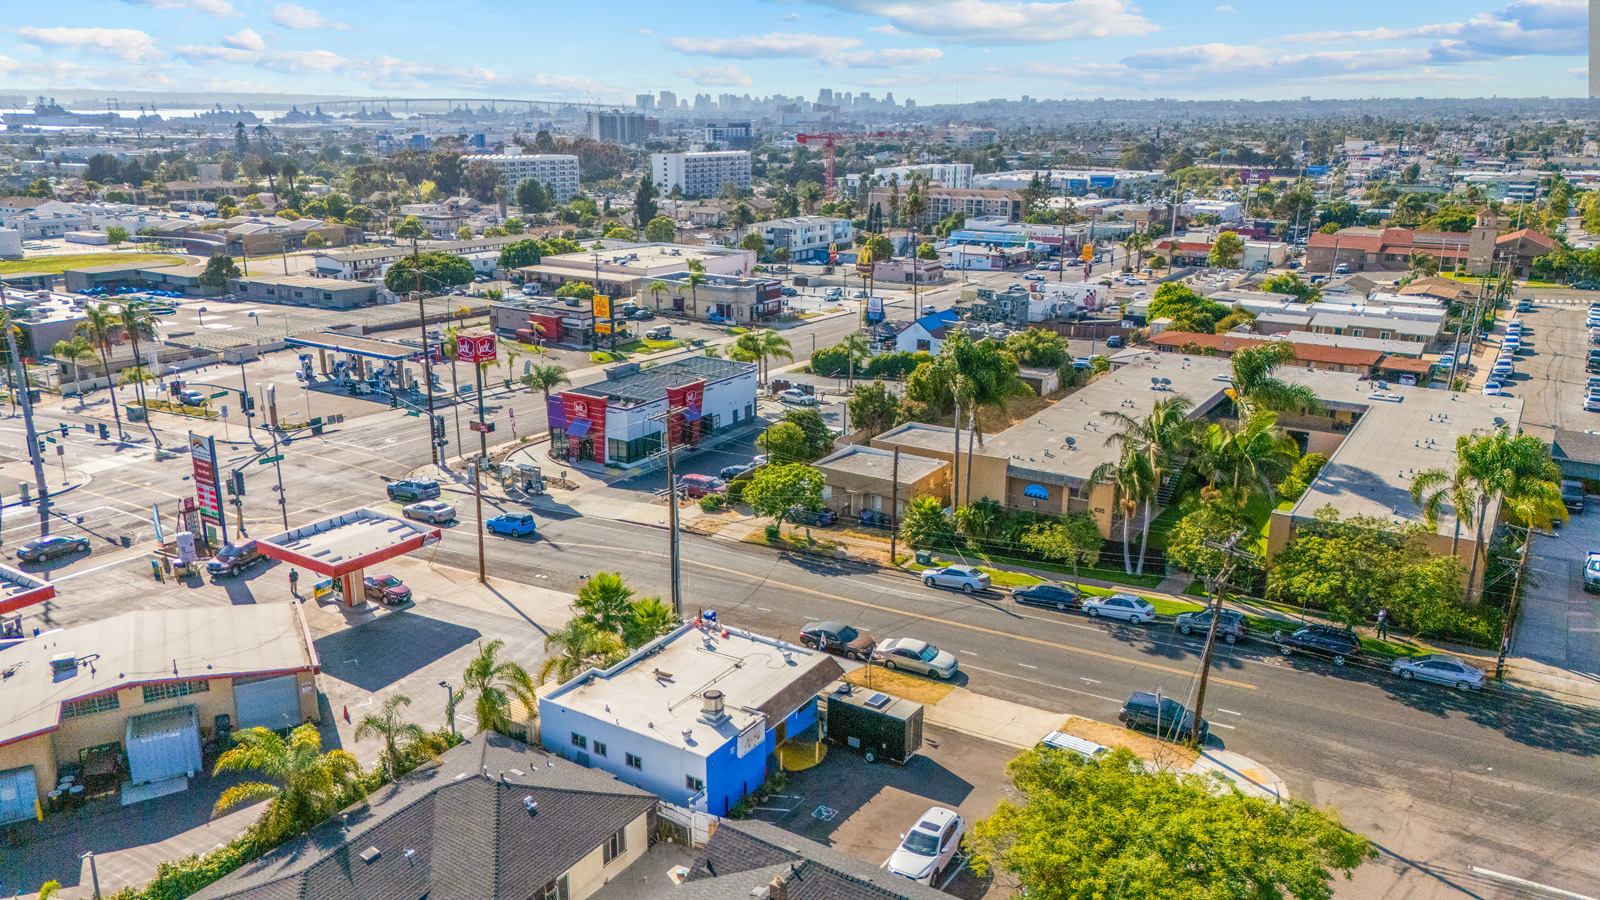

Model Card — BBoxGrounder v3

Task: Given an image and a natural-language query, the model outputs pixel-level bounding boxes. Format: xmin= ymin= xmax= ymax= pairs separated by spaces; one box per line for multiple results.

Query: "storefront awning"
xmin=565 ymin=418 xmax=592 ymax=439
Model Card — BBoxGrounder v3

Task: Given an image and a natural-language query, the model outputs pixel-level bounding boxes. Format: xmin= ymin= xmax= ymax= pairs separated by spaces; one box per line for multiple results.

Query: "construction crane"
xmin=795 ymin=131 xmax=907 ymax=195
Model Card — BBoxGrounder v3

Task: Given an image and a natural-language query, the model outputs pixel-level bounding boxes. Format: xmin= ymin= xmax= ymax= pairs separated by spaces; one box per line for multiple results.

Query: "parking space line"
xmin=1211 ymin=722 xmax=1236 ymax=730
xmin=1018 ymin=663 xmax=1037 ymax=669
xmin=1217 ymin=708 xmax=1242 ymax=715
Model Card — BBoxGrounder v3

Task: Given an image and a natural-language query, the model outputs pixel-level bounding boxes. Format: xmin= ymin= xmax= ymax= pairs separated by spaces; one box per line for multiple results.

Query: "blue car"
xmin=486 ymin=512 xmax=537 ymax=537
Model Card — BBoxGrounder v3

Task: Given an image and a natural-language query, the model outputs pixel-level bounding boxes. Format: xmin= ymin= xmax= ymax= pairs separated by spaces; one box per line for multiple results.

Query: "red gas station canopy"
xmin=0 ymin=564 xmax=55 ymax=615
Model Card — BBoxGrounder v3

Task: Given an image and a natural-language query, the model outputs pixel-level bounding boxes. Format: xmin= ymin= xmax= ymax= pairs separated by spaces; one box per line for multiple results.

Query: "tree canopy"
xmin=198 ymin=255 xmax=242 ymax=289
xmin=743 ymin=463 xmax=824 ymax=529
xmin=1148 ymin=282 xmax=1230 ymax=334
xmin=384 ymin=252 xmax=475 ymax=293
xmin=1209 ymin=230 xmax=1245 ymax=268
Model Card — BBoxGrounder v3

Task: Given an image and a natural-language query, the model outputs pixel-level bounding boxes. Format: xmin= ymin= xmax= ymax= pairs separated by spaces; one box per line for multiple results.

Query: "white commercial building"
xmin=872 ymin=163 xmax=974 ymax=189
xmin=460 ymin=153 xmax=581 ymax=203
xmin=652 ymin=151 xmax=752 ymax=199
xmin=546 ymin=356 xmax=759 ymax=466
xmin=755 ymin=216 xmax=853 ymax=263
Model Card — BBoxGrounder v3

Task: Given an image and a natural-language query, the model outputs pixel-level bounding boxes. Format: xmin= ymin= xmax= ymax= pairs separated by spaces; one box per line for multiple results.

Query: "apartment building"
xmin=702 ymin=121 xmax=754 ymax=150
xmin=874 ymin=163 xmax=974 ymax=189
xmin=459 ymin=152 xmax=581 ymax=203
xmin=865 ymin=187 xmax=1023 ymax=226
xmin=587 ymin=110 xmax=649 ymax=145
xmin=934 ymin=126 xmax=997 ymax=148
xmin=652 ymin=151 xmax=752 ymax=199
xmin=756 ymin=215 xmax=854 ymax=262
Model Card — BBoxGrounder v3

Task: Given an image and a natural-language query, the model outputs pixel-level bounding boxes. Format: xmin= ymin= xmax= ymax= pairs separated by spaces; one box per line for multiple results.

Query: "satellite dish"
xmin=1161 ymin=378 xmax=1171 ymax=386
xmin=1064 ymin=437 xmax=1076 ymax=448
xmin=1150 ymin=377 xmax=1160 ymax=384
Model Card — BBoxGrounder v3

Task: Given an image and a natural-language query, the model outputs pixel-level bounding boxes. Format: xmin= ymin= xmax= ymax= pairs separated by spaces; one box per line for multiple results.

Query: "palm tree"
xmin=1090 ymin=449 xmax=1156 ymax=574
xmin=685 ymin=270 xmax=706 ymax=317
xmin=1444 ymin=428 xmax=1565 ymax=599
xmin=538 ymin=619 xmax=626 ymax=685
xmin=839 ymin=331 xmax=871 ymax=391
xmin=213 ymin=724 xmax=362 ymax=841
xmin=1227 ymin=342 xmax=1321 ymax=414
xmin=354 ymin=693 xmax=425 ymax=780
xmin=51 ymin=336 xmax=95 ymax=406
xmin=522 ymin=363 xmax=570 ymax=406
xmin=1122 ymin=232 xmax=1152 ymax=271
xmin=731 ymin=330 xmax=793 ymax=386
xmin=1410 ymin=457 xmax=1479 ymax=559
xmin=118 ymin=301 xmax=162 ymax=446
xmin=1100 ymin=395 xmax=1194 ymax=574
xmin=646 ymin=279 xmax=670 ymax=311
xmin=257 ymin=159 xmax=278 ymax=198
xmin=576 ymin=571 xmax=636 ymax=634
xmin=79 ymin=304 xmax=125 ymax=437
xmin=1193 ymin=409 xmax=1300 ymax=504
xmin=622 ymin=596 xmax=679 ymax=648
xmin=458 ymin=639 xmax=537 ymax=737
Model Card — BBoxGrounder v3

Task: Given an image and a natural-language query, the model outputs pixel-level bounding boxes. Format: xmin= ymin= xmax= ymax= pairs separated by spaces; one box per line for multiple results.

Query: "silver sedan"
xmin=1390 ymin=654 xmax=1487 ymax=691
xmin=872 ymin=638 xmax=959 ymax=680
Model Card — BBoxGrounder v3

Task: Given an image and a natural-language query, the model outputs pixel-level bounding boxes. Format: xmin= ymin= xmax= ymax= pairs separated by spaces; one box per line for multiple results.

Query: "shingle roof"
xmin=191 ymin=733 xmax=655 ymax=900
xmin=680 ymin=820 xmax=953 ymax=900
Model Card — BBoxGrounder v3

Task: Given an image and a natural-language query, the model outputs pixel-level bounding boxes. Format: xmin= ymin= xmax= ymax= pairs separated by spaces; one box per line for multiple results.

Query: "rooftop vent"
xmin=701 ymin=689 xmax=728 ymax=724
xmin=359 ymin=847 xmax=381 ymax=864
xmin=50 ymin=654 xmax=76 ymax=674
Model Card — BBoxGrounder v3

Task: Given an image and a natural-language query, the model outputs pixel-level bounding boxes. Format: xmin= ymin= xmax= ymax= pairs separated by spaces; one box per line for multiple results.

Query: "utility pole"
xmin=468 ymin=461 xmax=486 ymax=583
xmin=1495 ymin=524 xmax=1534 ymax=680
xmin=649 ymin=404 xmax=686 ymax=618
xmin=889 ymin=447 xmax=900 ymax=565
xmin=415 ymin=286 xmax=439 ymax=466
xmin=1187 ymin=528 xmax=1256 ymax=747
xmin=474 ymin=359 xmax=488 ymax=462
xmin=266 ymin=386 xmax=288 ymax=529
xmin=1 ymin=298 xmax=50 ymax=535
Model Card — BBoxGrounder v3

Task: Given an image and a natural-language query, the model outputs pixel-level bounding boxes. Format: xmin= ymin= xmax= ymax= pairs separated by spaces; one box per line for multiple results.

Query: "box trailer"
xmin=818 ymin=680 xmax=924 ymax=764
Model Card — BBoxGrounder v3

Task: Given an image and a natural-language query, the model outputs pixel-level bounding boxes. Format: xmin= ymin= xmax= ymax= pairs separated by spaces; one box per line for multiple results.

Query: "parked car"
xmin=645 ymin=325 xmax=672 ymax=340
xmin=207 ymin=541 xmax=263 ymax=578
xmin=1390 ymin=654 xmax=1487 ymax=690
xmin=387 ymin=479 xmax=441 ymax=502
xmin=1105 ymin=335 xmax=1125 ymax=349
xmin=486 ymin=512 xmax=538 ymax=537
xmin=922 ymin=564 xmax=991 ymax=593
xmin=363 ymin=573 xmax=412 ymax=605
xmin=1024 ymin=273 xmax=1044 ymax=281
xmin=1174 ymin=607 xmax=1250 ymax=644
xmin=1011 ymin=582 xmax=1083 ymax=611
xmin=403 ymin=500 xmax=457 ymax=524
xmin=1587 ymin=397 xmax=1600 ymax=413
xmin=780 ymin=286 xmax=798 ymax=297
xmin=629 ymin=307 xmax=656 ymax=321
xmin=1481 ymin=383 xmax=1504 ymax=396
xmin=719 ymin=462 xmax=755 ymax=480
xmin=677 ymin=474 xmax=726 ymax=498
xmin=886 ymin=807 xmax=965 ymax=885
xmin=1083 ymin=592 xmax=1156 ymax=624
xmin=777 ymin=388 xmax=818 ymax=406
xmin=789 ymin=507 xmax=838 ymax=526
xmin=825 ymin=287 xmax=843 ymax=298
xmin=1119 ymin=691 xmax=1209 ymax=742
xmin=1562 ymin=480 xmax=1585 ymax=513
xmin=17 ymin=535 xmax=90 ymax=562
xmin=1273 ymin=624 xmax=1362 ymax=666
xmin=872 ymin=638 xmax=959 ymax=679
xmin=798 ymin=621 xmax=875 ymax=660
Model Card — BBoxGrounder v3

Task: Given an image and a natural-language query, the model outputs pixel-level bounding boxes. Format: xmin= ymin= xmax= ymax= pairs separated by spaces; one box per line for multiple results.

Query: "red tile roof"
xmin=1148 ymin=331 xmax=1383 ymax=367
xmin=1497 ymin=228 xmax=1557 ymax=250
xmin=1308 ymin=227 xmax=1469 ymax=259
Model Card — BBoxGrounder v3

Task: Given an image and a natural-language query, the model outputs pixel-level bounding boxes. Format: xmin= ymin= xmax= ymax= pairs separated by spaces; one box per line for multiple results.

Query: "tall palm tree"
xmin=1448 ymin=428 xmax=1565 ymax=599
xmin=1091 ymin=450 xmax=1156 ymax=574
xmin=257 ymin=159 xmax=278 ymax=199
xmin=79 ymin=304 xmax=125 ymax=438
xmin=354 ymin=693 xmax=425 ymax=780
xmin=1101 ymin=395 xmax=1194 ymax=574
xmin=1193 ymin=409 xmax=1300 ymax=504
xmin=538 ymin=619 xmax=626 ymax=685
xmin=1227 ymin=342 xmax=1321 ymax=414
xmin=213 ymin=724 xmax=361 ymax=841
xmin=118 ymin=301 xmax=162 ymax=446
xmin=732 ymin=330 xmax=793 ymax=386
xmin=458 ymin=639 xmax=537 ymax=737
xmin=522 ymin=363 xmax=570 ymax=406
xmin=51 ymin=336 xmax=95 ymax=406
xmin=646 ymin=279 xmax=669 ymax=311
xmin=1410 ymin=456 xmax=1479 ymax=559
xmin=685 ymin=271 xmax=706 ymax=318
xmin=839 ymin=331 xmax=871 ymax=391
xmin=1122 ymin=232 xmax=1152 ymax=271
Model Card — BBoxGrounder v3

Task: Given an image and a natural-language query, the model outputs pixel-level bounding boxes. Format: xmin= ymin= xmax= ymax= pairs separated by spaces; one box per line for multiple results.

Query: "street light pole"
xmin=2 ymin=295 xmax=51 ymax=536
xmin=439 ymin=679 xmax=457 ymax=735
xmin=467 ymin=462 xmax=486 ymax=584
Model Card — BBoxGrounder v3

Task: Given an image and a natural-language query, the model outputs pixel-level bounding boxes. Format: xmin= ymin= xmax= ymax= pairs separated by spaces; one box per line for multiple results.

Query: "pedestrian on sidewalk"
xmin=289 ymin=568 xmax=300 ymax=598
xmin=1376 ymin=607 xmax=1390 ymax=641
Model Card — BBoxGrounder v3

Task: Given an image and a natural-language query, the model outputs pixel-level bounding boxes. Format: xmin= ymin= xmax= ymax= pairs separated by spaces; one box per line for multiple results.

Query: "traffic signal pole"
xmin=1 ymin=297 xmax=50 ymax=536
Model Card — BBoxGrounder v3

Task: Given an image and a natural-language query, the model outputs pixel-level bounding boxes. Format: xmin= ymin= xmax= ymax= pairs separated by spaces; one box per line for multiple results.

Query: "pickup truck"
xmin=1586 ymin=552 xmax=1600 ymax=594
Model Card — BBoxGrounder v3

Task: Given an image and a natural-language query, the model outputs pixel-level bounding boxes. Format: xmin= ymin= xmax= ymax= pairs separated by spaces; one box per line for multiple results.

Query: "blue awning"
xmin=682 ymin=407 xmax=702 ymax=422
xmin=565 ymin=418 xmax=592 ymax=439
xmin=1023 ymin=484 xmax=1049 ymax=499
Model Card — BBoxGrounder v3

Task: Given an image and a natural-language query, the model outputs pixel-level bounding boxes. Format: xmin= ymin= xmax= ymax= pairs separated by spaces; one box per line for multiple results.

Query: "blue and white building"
xmin=538 ymin=619 xmax=843 ymax=816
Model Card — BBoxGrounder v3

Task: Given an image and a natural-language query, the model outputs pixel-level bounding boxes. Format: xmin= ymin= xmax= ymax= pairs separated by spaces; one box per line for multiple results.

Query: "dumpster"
xmin=124 ymin=404 xmax=147 ymax=422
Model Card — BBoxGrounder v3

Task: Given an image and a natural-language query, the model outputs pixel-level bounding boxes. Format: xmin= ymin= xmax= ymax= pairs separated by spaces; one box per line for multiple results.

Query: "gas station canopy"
xmin=285 ymin=332 xmax=417 ymax=362
xmin=0 ymin=565 xmax=55 ymax=615
xmin=255 ymin=508 xmax=441 ymax=577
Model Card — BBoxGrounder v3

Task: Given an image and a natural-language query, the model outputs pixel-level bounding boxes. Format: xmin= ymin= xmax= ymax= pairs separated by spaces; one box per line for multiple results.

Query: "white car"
xmin=776 ymin=389 xmax=818 ymax=406
xmin=1123 ymin=277 xmax=1146 ymax=286
xmin=403 ymin=500 xmax=456 ymax=524
xmin=887 ymin=806 xmax=965 ymax=885
xmin=922 ymin=564 xmax=991 ymax=593
xmin=1132 ymin=290 xmax=1150 ymax=300
xmin=872 ymin=638 xmax=959 ymax=679
xmin=1390 ymin=654 xmax=1487 ymax=690
xmin=1585 ymin=396 xmax=1600 ymax=412
xmin=1083 ymin=592 xmax=1156 ymax=624
xmin=1481 ymin=383 xmax=1504 ymax=396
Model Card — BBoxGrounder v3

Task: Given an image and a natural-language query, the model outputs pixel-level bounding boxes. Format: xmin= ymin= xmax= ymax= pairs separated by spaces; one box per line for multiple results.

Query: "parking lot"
xmin=1500 ymin=290 xmax=1600 ymax=441
xmin=752 ymin=725 xmax=1017 ymax=899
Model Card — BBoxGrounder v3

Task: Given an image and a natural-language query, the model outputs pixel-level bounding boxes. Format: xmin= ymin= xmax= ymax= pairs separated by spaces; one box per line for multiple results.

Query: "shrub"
xmin=699 ymin=494 xmax=725 ymax=512
xmin=763 ymin=523 xmax=782 ymax=542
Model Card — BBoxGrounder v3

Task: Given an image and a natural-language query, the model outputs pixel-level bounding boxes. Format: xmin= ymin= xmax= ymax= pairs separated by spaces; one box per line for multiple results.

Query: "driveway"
xmin=1513 ymin=499 xmax=1600 ymax=673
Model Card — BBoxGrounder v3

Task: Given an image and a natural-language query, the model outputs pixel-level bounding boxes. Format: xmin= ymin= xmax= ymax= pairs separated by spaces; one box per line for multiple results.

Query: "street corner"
xmin=1190 ymin=749 xmax=1290 ymax=802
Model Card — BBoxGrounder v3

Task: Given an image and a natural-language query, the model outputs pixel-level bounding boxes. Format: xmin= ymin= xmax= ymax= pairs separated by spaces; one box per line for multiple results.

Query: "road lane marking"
xmin=1468 ymin=868 xmax=1596 ymax=900
xmin=1081 ymin=677 xmax=1100 ymax=684
xmin=963 ymin=664 xmax=1122 ymax=704
xmin=1217 ymin=708 xmax=1241 ymax=716
xmin=1210 ymin=722 xmax=1236 ymax=730
xmin=1018 ymin=663 xmax=1037 ymax=669
xmin=554 ymin=540 xmax=1257 ymax=689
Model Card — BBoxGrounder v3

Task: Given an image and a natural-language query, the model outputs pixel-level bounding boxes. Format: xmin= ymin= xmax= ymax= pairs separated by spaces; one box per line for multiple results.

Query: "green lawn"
xmin=615 ymin=338 xmax=685 ymax=354
xmin=0 ymin=252 xmax=185 ymax=276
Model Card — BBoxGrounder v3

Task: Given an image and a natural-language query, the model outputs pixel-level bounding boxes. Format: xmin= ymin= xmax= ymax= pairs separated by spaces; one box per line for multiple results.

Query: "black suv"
xmin=1273 ymin=624 xmax=1362 ymax=666
xmin=208 ymin=541 xmax=264 ymax=578
xmin=1562 ymin=480 xmax=1585 ymax=514
xmin=1012 ymin=582 xmax=1083 ymax=612
xmin=1118 ymin=692 xmax=1208 ymax=742
xmin=386 ymin=479 xmax=441 ymax=502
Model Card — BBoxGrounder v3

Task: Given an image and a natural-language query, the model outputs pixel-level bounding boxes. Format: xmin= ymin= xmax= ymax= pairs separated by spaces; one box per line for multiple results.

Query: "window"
xmin=537 ymin=875 xmax=570 ymax=900
xmin=142 ymin=679 xmax=210 ymax=703
xmin=625 ymin=752 xmax=643 ymax=770
xmin=571 ymin=733 xmax=587 ymax=750
xmin=686 ymin=774 xmax=704 ymax=792
xmin=603 ymin=826 xmax=627 ymax=865
xmin=62 ymin=692 xmax=120 ymax=719
xmin=593 ymin=740 xmax=607 ymax=757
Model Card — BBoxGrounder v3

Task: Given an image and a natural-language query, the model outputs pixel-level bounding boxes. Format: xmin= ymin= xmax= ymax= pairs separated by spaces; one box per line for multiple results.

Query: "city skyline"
xmin=0 ymin=0 xmax=1585 ymax=105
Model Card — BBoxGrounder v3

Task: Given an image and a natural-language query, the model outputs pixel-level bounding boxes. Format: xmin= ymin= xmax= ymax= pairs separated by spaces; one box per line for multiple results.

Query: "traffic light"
xmin=58 ymin=424 xmax=67 ymax=438
xmin=35 ymin=438 xmax=44 ymax=456
xmin=433 ymin=418 xmax=445 ymax=440
xmin=230 ymin=470 xmax=245 ymax=496
xmin=98 ymin=423 xmax=109 ymax=440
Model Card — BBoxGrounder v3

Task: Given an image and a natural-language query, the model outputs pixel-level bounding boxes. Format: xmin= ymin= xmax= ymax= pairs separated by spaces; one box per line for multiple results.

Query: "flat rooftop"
xmin=257 ymin=508 xmax=439 ymax=576
xmin=0 ymin=605 xmax=314 ymax=746
xmin=235 ymin=275 xmax=375 ymax=291
xmin=815 ymin=445 xmax=946 ymax=483
xmin=586 ymin=357 xmax=754 ymax=407
xmin=873 ymin=422 xmax=963 ymax=455
xmin=543 ymin=622 xmax=842 ymax=759
xmin=536 ymin=243 xmax=744 ymax=273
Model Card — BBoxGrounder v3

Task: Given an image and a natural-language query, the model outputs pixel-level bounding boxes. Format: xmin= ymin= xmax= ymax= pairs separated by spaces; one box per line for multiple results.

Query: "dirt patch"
xmin=843 ymin=665 xmax=956 ymax=705
xmin=1056 ymin=715 xmax=1200 ymax=771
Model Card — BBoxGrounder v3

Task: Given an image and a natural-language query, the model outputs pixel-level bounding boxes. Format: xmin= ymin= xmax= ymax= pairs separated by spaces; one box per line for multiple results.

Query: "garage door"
xmin=0 ymin=766 xmax=38 ymax=826
xmin=126 ymin=706 xmax=202 ymax=786
xmin=235 ymin=674 xmax=301 ymax=731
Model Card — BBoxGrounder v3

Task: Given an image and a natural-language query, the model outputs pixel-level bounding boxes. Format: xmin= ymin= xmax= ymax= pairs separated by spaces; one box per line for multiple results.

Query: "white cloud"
xmin=1122 ymin=43 xmax=1432 ymax=79
xmin=13 ymin=26 xmax=161 ymax=62
xmin=1214 ymin=4 xmax=1237 ymax=11
xmin=823 ymin=47 xmax=943 ymax=67
xmin=122 ymin=0 xmax=239 ymax=17
xmin=269 ymin=3 xmax=349 ymax=30
xmin=805 ymin=0 xmax=1158 ymax=44
xmin=636 ymin=28 xmax=654 ymax=35
xmin=781 ymin=12 xmax=801 ymax=21
xmin=1281 ymin=0 xmax=1584 ymax=58
xmin=0 ymin=53 xmax=172 ymax=87
xmin=172 ymin=44 xmax=615 ymax=96
xmin=868 ymin=24 xmax=900 ymax=34
xmin=664 ymin=32 xmax=856 ymax=59
xmin=677 ymin=65 xmax=753 ymax=86
xmin=221 ymin=27 xmax=266 ymax=50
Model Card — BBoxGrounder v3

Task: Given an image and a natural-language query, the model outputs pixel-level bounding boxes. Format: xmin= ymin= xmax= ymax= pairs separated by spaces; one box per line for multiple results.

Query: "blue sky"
xmin=0 ymin=0 xmax=1585 ymax=103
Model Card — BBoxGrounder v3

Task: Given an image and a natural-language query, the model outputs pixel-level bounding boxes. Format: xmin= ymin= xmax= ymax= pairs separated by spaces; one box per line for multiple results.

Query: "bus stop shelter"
xmin=0 ymin=564 xmax=56 ymax=615
xmin=255 ymin=508 xmax=441 ymax=607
